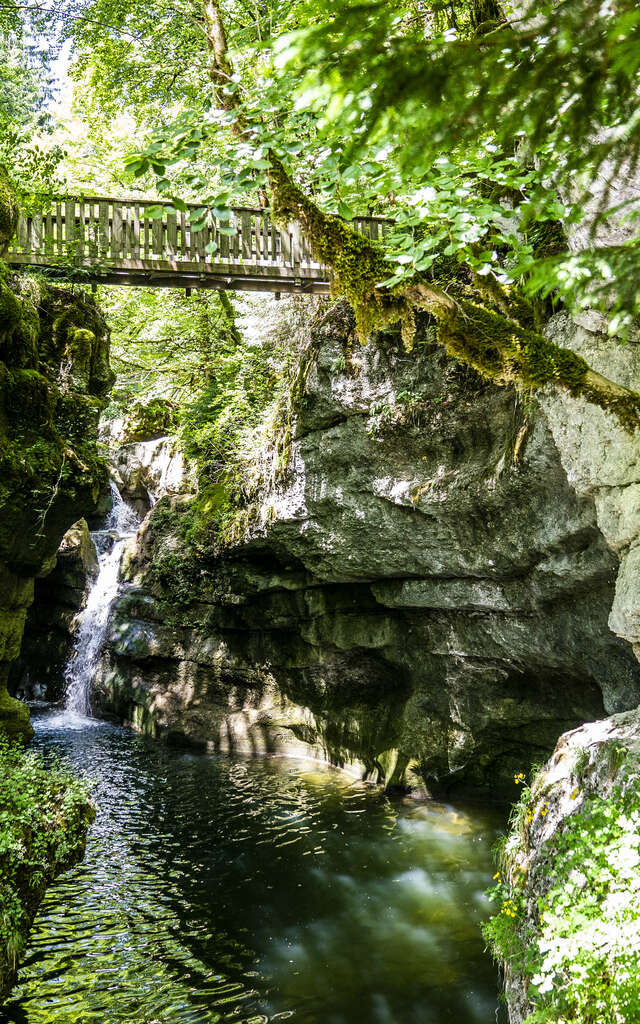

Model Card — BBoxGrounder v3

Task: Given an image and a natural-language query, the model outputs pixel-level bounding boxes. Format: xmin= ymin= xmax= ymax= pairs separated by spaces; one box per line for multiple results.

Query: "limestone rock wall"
xmin=93 ymin=302 xmax=640 ymax=799
xmin=541 ymin=312 xmax=640 ymax=661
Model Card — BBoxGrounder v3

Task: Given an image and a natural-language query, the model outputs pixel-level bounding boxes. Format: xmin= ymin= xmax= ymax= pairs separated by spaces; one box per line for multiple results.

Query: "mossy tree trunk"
xmin=201 ymin=0 xmax=640 ymax=434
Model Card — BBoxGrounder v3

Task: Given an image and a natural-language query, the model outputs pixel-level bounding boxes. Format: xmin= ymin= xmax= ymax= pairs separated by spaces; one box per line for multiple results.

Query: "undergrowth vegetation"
xmin=101 ymin=286 xmax=326 ymax=548
xmin=483 ymin=748 xmax=640 ymax=1023
xmin=0 ymin=738 xmax=94 ymax=993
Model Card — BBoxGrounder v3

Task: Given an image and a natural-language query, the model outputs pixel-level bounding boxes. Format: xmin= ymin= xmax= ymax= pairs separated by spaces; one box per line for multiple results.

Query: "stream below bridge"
xmin=1 ymin=707 xmax=505 ymax=1024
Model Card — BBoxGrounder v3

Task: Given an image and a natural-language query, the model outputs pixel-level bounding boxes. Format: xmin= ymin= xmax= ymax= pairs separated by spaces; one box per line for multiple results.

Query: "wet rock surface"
xmin=10 ymin=520 xmax=98 ymax=702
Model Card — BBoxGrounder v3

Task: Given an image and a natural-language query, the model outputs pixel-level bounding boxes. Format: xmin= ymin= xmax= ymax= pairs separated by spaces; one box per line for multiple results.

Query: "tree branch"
xmin=199 ymin=0 xmax=640 ymax=433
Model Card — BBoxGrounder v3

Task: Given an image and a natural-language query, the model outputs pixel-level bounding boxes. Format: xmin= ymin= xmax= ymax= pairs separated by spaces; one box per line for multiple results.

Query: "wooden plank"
xmin=43 ymin=209 xmax=53 ymax=254
xmin=231 ymin=212 xmax=240 ymax=260
xmin=112 ymin=203 xmax=123 ymax=259
xmin=77 ymin=200 xmax=85 ymax=257
xmin=202 ymin=215 xmax=211 ymax=260
xmin=86 ymin=201 xmax=98 ymax=258
xmin=166 ymin=211 xmax=177 ymax=257
xmin=56 ymin=203 xmax=63 ymax=255
xmin=188 ymin=210 xmax=196 ymax=259
xmin=280 ymin=224 xmax=292 ymax=267
xmin=98 ymin=202 xmax=109 ymax=257
xmin=241 ymin=212 xmax=251 ymax=262
xmin=121 ymin=206 xmax=129 ymax=257
xmin=143 ymin=209 xmax=150 ymax=258
xmin=64 ymin=201 xmax=75 ymax=254
xmin=32 ymin=212 xmax=43 ymax=254
xmin=260 ymin=212 xmax=269 ymax=261
xmin=192 ymin=221 xmax=201 ymax=259
xmin=271 ymin=221 xmax=278 ymax=264
xmin=17 ymin=213 xmax=29 ymax=253
xmin=254 ymin=214 xmax=262 ymax=262
xmin=212 ymin=217 xmax=220 ymax=260
xmin=291 ymin=223 xmax=302 ymax=274
xmin=131 ymin=206 xmax=140 ymax=259
xmin=152 ymin=214 xmax=163 ymax=257
xmin=219 ymin=221 xmax=229 ymax=261
xmin=300 ymin=225 xmax=311 ymax=265
xmin=179 ymin=211 xmax=187 ymax=257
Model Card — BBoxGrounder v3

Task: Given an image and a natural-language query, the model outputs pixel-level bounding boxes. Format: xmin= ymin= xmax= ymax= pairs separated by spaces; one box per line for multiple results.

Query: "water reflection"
xmin=1 ymin=708 xmax=504 ymax=1024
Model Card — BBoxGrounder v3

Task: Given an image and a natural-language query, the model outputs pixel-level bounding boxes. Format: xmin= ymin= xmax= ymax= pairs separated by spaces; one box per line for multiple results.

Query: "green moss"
xmin=268 ymin=157 xmax=640 ymax=431
xmin=438 ymin=297 xmax=589 ymax=390
xmin=0 ymin=686 xmax=33 ymax=743
xmin=124 ymin=398 xmax=178 ymax=442
xmin=0 ymin=278 xmax=22 ymax=346
xmin=269 ymin=158 xmax=412 ymax=344
xmin=0 ymin=167 xmax=18 ymax=255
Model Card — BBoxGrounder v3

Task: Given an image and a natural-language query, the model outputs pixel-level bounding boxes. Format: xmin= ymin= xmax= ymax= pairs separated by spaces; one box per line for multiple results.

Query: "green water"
xmin=1 ymin=709 xmax=504 ymax=1024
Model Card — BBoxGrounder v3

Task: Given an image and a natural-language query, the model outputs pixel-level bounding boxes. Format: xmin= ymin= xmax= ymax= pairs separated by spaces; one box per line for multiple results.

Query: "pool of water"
xmin=1 ymin=708 xmax=505 ymax=1024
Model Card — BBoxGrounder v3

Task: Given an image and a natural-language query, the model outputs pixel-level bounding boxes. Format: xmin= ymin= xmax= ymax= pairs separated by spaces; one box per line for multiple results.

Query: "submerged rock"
xmin=93 ymin=301 xmax=640 ymax=799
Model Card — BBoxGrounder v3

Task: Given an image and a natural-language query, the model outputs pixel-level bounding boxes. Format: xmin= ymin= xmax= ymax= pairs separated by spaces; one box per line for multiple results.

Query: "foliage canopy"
xmin=2 ymin=0 xmax=640 ymax=423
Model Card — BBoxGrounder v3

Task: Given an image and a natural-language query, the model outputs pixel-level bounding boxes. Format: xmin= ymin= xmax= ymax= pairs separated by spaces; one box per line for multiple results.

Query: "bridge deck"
xmin=7 ymin=197 xmax=391 ymax=294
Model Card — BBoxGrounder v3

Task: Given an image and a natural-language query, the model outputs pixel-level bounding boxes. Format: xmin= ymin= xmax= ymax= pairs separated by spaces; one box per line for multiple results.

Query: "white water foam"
xmin=64 ymin=481 xmax=141 ymax=715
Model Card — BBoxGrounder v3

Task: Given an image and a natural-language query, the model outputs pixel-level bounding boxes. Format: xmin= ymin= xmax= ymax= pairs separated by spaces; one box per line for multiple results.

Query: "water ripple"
xmin=0 ymin=708 xmax=505 ymax=1024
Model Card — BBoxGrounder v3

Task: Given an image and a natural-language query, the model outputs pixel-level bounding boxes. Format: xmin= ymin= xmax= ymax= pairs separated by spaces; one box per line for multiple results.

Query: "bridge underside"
xmin=7 ymin=255 xmax=332 ymax=295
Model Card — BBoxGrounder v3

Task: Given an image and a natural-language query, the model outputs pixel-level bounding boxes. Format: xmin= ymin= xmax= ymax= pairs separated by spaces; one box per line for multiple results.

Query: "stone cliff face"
xmin=93 ymin=301 xmax=640 ymax=799
xmin=0 ymin=179 xmax=114 ymax=737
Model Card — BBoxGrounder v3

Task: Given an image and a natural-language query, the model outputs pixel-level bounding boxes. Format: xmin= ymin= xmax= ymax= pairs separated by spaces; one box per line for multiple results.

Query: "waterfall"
xmin=64 ymin=481 xmax=141 ymax=716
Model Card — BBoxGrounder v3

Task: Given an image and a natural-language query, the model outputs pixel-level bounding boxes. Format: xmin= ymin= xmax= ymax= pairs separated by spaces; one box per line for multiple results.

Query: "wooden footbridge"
xmin=7 ymin=196 xmax=391 ymax=295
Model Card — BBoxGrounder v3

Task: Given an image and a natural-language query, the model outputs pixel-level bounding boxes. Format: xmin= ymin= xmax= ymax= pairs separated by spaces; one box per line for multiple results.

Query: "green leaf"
xmin=378 ymin=274 xmax=406 ymax=288
xmin=338 ymin=201 xmax=354 ymax=220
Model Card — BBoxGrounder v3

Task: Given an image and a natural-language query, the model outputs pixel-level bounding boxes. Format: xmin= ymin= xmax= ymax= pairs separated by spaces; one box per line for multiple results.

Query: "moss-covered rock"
xmin=122 ymin=398 xmax=178 ymax=443
xmin=0 ymin=183 xmax=114 ymax=737
xmin=484 ymin=709 xmax=640 ymax=1023
xmin=0 ymin=738 xmax=94 ymax=1002
xmin=0 ymin=684 xmax=32 ymax=742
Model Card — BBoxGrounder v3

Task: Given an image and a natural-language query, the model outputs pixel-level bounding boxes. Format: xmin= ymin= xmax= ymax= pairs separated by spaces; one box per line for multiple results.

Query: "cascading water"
xmin=64 ymin=481 xmax=141 ymax=716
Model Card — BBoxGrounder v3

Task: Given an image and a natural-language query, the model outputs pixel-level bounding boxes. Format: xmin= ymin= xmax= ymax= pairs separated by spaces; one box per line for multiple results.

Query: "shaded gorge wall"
xmin=83 ymin=302 xmax=640 ymax=800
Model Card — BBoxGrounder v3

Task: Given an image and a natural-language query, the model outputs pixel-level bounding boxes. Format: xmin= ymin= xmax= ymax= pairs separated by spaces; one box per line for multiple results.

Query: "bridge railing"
xmin=8 ymin=197 xmax=392 ymax=277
